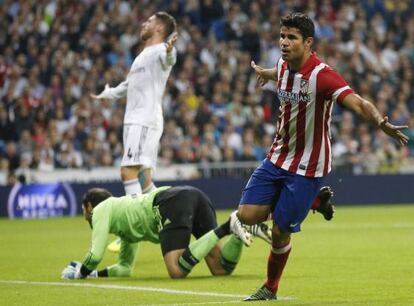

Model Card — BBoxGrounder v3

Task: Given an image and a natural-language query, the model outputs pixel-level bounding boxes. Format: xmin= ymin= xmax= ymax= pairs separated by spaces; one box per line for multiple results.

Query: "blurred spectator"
xmin=2 ymin=142 xmax=20 ymax=171
xmin=0 ymin=0 xmax=412 ymax=182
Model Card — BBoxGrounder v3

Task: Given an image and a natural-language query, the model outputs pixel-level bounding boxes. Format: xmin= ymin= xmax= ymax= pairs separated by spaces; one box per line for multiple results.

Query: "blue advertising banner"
xmin=7 ymin=183 xmax=77 ymax=219
xmin=0 ymin=174 xmax=413 ymax=218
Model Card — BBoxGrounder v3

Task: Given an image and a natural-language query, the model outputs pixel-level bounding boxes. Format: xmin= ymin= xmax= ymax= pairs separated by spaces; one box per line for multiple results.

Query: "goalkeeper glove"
xmin=61 ymin=261 xmax=98 ymax=279
xmin=61 ymin=264 xmax=81 ymax=280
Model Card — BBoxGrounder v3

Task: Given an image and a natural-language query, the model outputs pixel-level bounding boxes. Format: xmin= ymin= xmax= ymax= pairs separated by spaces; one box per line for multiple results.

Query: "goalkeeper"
xmin=61 ymin=185 xmax=271 ymax=280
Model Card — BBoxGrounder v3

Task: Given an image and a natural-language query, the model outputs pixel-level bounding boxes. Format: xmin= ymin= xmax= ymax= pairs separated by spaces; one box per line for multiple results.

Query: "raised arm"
xmin=159 ymin=32 xmax=178 ymax=70
xmin=342 ymin=93 xmax=409 ymax=146
xmin=90 ymin=80 xmax=128 ymax=100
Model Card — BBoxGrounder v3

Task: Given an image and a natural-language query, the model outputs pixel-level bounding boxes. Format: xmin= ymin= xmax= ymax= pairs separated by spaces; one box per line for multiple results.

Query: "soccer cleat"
xmin=244 ymin=223 xmax=272 ymax=244
xmin=107 ymin=238 xmax=121 ymax=253
xmin=230 ymin=211 xmax=253 ymax=247
xmin=314 ymin=186 xmax=335 ymax=221
xmin=243 ymin=286 xmax=277 ymax=301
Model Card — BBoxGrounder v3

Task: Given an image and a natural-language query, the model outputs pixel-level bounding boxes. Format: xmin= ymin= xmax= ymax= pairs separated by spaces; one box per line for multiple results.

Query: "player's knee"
xmin=117 ymin=265 xmax=133 ymax=277
xmin=120 ymin=167 xmax=129 ymax=180
xmin=271 ymin=226 xmax=291 ymax=247
xmin=237 ymin=212 xmax=255 ymax=225
xmin=237 ymin=206 xmax=268 ymax=225
xmin=124 ymin=269 xmax=132 ymax=277
xmin=168 ymin=269 xmax=186 ymax=279
xmin=211 ymin=269 xmax=229 ymax=276
xmin=120 ymin=166 xmax=140 ymax=180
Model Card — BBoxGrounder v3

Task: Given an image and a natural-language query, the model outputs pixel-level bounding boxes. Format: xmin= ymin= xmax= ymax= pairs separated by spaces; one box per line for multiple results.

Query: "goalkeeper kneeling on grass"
xmin=61 ymin=185 xmax=272 ymax=280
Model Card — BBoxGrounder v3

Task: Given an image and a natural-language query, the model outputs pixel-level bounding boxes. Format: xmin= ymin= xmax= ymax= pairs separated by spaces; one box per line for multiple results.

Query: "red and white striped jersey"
xmin=266 ymin=53 xmax=354 ymax=177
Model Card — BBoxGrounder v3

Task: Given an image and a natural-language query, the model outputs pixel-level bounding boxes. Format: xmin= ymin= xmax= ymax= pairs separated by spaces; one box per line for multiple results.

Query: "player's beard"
xmin=140 ymin=29 xmax=152 ymax=42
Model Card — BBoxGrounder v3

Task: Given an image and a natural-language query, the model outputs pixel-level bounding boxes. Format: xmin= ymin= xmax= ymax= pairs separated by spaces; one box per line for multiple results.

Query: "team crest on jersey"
xmin=300 ymin=80 xmax=309 ymax=94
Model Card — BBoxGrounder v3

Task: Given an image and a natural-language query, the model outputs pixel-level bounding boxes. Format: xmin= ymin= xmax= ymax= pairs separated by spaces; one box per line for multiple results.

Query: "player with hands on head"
xmin=61 ymin=186 xmax=273 ymax=280
xmin=90 ymin=11 xmax=178 ymax=253
xmin=240 ymin=12 xmax=409 ymax=301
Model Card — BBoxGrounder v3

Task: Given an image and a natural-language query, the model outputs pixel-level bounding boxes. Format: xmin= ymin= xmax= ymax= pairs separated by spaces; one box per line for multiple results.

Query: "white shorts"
xmin=121 ymin=124 xmax=163 ymax=169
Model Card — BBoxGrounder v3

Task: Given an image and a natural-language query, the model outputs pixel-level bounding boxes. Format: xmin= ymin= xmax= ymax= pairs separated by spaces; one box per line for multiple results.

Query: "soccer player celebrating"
xmin=61 ymin=186 xmax=270 ymax=280
xmin=239 ymin=13 xmax=409 ymax=301
xmin=91 ymin=12 xmax=177 ymax=252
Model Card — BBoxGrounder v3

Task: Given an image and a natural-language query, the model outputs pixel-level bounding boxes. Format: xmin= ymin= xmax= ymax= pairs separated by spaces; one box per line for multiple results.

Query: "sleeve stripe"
xmin=332 ymin=85 xmax=351 ymax=103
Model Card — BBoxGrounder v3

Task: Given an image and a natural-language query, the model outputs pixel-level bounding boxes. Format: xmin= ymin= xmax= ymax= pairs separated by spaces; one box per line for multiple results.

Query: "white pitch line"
xmin=142 ymin=301 xmax=244 ymax=306
xmin=0 ymin=280 xmax=244 ymax=298
xmin=121 ymin=295 xmax=296 ymax=306
xmin=143 ymin=297 xmax=295 ymax=306
xmin=0 ymin=280 xmax=296 ymax=303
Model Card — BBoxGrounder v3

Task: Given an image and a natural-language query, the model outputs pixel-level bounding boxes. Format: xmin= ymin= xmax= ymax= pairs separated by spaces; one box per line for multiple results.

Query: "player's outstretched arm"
xmin=342 ymin=93 xmax=409 ymax=146
xmin=90 ymin=84 xmax=110 ymax=99
xmin=251 ymin=61 xmax=278 ymax=87
xmin=90 ymin=80 xmax=128 ymax=101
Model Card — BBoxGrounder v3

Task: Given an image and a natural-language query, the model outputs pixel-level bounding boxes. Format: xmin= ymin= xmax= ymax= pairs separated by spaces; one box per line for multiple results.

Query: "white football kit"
xmin=99 ymin=43 xmax=176 ymax=168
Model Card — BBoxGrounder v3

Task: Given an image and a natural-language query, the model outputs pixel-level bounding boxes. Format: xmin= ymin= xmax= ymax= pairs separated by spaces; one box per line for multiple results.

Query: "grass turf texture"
xmin=0 ymin=205 xmax=413 ymax=305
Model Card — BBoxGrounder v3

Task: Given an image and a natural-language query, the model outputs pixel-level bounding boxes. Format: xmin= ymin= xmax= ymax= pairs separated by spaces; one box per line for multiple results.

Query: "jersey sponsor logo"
xmin=278 ymin=89 xmax=310 ymax=104
xmin=7 ymin=183 xmax=76 ymax=219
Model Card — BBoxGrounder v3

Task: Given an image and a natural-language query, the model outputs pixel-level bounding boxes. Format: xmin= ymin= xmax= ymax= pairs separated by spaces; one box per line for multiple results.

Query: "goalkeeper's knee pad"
xmin=178 ymin=248 xmax=199 ymax=274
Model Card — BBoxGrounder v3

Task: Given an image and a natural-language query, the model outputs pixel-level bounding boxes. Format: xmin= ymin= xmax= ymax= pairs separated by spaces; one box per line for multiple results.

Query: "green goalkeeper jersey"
xmin=82 ymin=186 xmax=170 ymax=276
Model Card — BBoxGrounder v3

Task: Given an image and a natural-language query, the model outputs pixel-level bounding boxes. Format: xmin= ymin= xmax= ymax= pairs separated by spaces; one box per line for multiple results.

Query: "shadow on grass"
xmin=90 ymin=273 xmax=258 ymax=283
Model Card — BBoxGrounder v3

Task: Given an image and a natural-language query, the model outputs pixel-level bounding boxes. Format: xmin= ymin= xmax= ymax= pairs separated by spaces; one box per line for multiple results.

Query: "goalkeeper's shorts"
xmin=154 ymin=186 xmax=217 ymax=255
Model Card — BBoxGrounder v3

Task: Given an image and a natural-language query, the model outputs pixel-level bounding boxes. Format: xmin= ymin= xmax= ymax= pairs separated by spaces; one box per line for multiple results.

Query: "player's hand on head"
xmin=90 ymin=84 xmax=110 ymax=100
xmin=251 ymin=61 xmax=268 ymax=87
xmin=166 ymin=32 xmax=178 ymax=53
xmin=379 ymin=116 xmax=409 ymax=146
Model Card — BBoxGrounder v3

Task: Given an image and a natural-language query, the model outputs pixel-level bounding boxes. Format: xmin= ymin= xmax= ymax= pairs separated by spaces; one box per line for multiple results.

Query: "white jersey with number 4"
xmin=100 ymin=43 xmax=176 ymax=130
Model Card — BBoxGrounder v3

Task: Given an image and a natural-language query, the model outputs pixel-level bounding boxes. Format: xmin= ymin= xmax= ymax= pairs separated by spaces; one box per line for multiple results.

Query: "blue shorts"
xmin=239 ymin=159 xmax=324 ymax=233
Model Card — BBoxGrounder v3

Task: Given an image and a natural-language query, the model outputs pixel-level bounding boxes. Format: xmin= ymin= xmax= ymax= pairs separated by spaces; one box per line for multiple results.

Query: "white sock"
xmin=142 ymin=182 xmax=156 ymax=194
xmin=123 ymin=178 xmax=142 ymax=195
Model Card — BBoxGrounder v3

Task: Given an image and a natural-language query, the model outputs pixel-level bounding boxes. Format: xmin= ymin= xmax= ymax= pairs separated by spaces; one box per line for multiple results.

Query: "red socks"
xmin=311 ymin=196 xmax=321 ymax=210
xmin=264 ymin=243 xmax=292 ymax=294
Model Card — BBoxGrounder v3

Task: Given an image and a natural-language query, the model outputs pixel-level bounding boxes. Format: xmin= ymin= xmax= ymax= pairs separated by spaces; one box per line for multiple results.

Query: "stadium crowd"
xmin=0 ymin=0 xmax=413 ymax=184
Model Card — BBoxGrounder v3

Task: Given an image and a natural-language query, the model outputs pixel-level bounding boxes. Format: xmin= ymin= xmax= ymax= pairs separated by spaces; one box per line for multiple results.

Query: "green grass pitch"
xmin=0 ymin=205 xmax=413 ymax=305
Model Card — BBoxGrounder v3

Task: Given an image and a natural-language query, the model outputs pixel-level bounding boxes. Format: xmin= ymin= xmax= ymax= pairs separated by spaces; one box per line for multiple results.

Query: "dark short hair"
xmin=280 ymin=13 xmax=315 ymax=39
xmin=82 ymin=188 xmax=112 ymax=208
xmin=155 ymin=11 xmax=177 ymax=39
